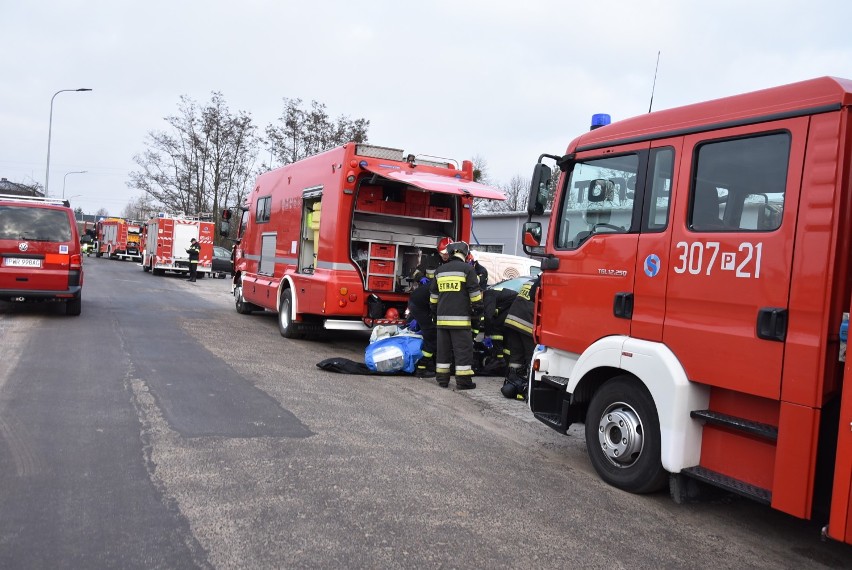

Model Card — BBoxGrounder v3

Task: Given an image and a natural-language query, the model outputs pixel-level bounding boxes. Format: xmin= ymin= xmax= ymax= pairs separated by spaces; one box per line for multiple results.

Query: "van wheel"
xmin=278 ymin=289 xmax=303 ymax=339
xmin=66 ymin=296 xmax=82 ymax=316
xmin=234 ymin=282 xmax=258 ymax=315
xmin=584 ymin=376 xmax=667 ymax=494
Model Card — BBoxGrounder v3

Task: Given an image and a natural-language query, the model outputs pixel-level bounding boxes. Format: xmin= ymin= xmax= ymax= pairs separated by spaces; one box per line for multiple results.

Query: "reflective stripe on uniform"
xmin=505 ymin=314 xmax=533 ymax=334
xmin=436 ymin=317 xmax=472 ymax=327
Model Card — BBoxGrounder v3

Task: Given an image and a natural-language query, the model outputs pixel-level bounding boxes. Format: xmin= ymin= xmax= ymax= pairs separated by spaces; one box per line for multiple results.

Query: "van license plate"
xmin=5 ymin=258 xmax=42 ymax=268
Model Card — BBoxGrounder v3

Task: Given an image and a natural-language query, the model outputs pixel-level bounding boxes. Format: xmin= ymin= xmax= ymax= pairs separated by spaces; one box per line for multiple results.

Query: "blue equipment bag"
xmin=365 ymin=334 xmax=423 ymax=374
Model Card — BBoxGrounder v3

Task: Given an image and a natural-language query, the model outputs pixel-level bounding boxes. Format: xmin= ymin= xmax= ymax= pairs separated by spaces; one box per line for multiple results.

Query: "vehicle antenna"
xmin=648 ymin=51 xmax=661 ymax=113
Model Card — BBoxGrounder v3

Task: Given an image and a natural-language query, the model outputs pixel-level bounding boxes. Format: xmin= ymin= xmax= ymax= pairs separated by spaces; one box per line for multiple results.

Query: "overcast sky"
xmin=2 ymin=0 xmax=851 ymax=217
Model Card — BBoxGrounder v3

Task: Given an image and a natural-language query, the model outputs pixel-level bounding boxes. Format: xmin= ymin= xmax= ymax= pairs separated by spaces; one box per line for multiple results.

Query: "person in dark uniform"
xmin=467 ymin=253 xmax=488 ymax=289
xmin=186 ymin=238 xmax=200 ymax=282
xmin=407 ymin=277 xmax=437 ymax=377
xmin=501 ymin=276 xmax=540 ymax=400
xmin=430 ymin=241 xmax=483 ymax=390
xmin=481 ymin=286 xmax=519 ymax=374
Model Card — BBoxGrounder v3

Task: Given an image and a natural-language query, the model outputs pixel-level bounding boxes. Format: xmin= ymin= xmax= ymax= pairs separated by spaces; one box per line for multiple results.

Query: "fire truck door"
xmin=297 ymin=190 xmax=323 ymax=314
xmin=662 ymin=119 xmax=807 ymax=399
xmin=537 ymin=143 xmax=647 ymax=351
xmin=631 ymin=141 xmax=681 ymax=341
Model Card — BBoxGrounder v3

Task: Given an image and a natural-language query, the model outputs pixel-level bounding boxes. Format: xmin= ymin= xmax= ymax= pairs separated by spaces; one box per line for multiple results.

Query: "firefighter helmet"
xmin=446 ymin=241 xmax=470 ymax=259
xmin=437 ymin=237 xmax=453 ymax=254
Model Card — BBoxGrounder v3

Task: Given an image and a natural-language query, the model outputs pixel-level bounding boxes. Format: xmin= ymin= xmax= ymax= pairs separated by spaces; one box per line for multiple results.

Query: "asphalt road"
xmin=0 ymin=257 xmax=850 ymax=569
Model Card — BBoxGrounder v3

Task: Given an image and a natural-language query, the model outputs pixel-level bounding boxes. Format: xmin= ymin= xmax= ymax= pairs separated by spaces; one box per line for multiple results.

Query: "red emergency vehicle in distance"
xmin=522 ymin=76 xmax=852 ymax=544
xmin=221 ymin=143 xmax=505 ymax=339
xmin=95 ymin=217 xmax=143 ymax=261
xmin=142 ymin=214 xmax=214 ymax=278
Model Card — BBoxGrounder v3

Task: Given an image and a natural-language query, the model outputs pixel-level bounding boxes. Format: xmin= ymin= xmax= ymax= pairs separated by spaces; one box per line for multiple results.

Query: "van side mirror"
xmin=527 ymin=163 xmax=553 ymax=216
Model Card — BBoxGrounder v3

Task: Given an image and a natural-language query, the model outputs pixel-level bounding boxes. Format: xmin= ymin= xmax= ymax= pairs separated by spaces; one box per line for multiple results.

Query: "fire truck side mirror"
xmin=219 ymin=220 xmax=231 ymax=237
xmin=528 ymin=163 xmax=552 ymax=216
xmin=523 ymin=222 xmax=542 ymax=247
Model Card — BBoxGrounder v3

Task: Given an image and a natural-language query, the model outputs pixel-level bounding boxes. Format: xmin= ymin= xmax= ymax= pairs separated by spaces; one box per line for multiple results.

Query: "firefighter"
xmin=437 ymin=236 xmax=452 ymax=263
xmin=430 ymin=241 xmax=483 ymax=390
xmin=467 ymin=252 xmax=489 ymax=289
xmin=407 ymin=276 xmax=437 ymax=377
xmin=185 ymin=238 xmax=200 ymax=282
xmin=480 ymin=286 xmax=518 ymax=374
xmin=501 ymin=276 xmax=540 ymax=400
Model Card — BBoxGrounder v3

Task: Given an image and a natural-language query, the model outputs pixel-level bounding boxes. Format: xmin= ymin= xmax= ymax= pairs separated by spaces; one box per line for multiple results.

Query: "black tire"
xmin=584 ymin=376 xmax=667 ymax=494
xmin=142 ymin=262 xmax=150 ymax=272
xmin=234 ymin=281 xmax=258 ymax=315
xmin=66 ymin=295 xmax=82 ymax=316
xmin=278 ymin=288 xmax=303 ymax=338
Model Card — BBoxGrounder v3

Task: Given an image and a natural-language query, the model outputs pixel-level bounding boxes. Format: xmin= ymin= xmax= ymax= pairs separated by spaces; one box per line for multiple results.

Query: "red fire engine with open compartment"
xmin=220 ymin=143 xmax=504 ymax=338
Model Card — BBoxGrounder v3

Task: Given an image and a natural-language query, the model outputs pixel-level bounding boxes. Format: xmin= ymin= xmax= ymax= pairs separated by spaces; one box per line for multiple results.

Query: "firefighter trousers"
xmin=436 ymin=327 xmax=475 ymax=385
xmin=505 ymin=328 xmax=535 ymax=373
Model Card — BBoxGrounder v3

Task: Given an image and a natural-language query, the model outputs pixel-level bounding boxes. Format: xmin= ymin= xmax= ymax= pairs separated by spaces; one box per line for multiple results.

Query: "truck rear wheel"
xmin=584 ymin=376 xmax=667 ymax=494
xmin=278 ymin=289 xmax=303 ymax=339
xmin=234 ymin=281 xmax=258 ymax=315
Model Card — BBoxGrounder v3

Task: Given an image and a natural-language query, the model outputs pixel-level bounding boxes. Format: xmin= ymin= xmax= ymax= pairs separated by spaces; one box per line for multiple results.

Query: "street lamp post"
xmin=45 ymin=88 xmax=92 ymax=196
xmin=62 ymin=171 xmax=87 ymax=200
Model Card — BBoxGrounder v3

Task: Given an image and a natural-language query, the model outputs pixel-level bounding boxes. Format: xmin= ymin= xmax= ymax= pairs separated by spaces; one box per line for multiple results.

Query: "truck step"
xmin=690 ymin=410 xmax=778 ymax=441
xmin=532 ymin=412 xmax=565 ymax=431
xmin=540 ymin=375 xmax=569 ymax=389
xmin=681 ymin=466 xmax=772 ymax=504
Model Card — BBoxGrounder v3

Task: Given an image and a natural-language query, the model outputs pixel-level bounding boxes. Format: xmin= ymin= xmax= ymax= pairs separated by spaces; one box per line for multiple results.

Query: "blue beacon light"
xmin=590 ymin=113 xmax=611 ymax=130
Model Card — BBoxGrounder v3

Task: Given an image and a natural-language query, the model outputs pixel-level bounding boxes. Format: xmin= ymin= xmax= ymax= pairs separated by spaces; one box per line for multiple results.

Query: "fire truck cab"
xmin=223 ymin=143 xmax=504 ymax=338
xmin=522 ymin=77 xmax=852 ymax=544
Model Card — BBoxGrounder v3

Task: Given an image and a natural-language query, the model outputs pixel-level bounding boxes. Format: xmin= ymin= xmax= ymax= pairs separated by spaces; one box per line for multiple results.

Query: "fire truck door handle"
xmin=756 ymin=307 xmax=787 ymax=342
xmin=613 ymin=292 xmax=633 ymax=319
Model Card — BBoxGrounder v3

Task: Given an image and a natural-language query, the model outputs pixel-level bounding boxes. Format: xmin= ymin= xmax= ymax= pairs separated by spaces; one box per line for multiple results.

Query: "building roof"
xmin=0 ymin=177 xmax=44 ymax=197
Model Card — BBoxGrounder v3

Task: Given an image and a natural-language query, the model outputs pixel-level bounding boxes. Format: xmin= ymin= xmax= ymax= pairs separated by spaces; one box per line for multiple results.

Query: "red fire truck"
xmin=142 ymin=214 xmax=214 ymax=277
xmin=221 ymin=143 xmax=505 ymax=338
xmin=95 ymin=217 xmax=143 ymax=261
xmin=521 ymin=76 xmax=852 ymax=544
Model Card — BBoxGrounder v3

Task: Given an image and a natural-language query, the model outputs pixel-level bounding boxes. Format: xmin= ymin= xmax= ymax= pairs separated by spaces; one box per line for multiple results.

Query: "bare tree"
xmin=474 ymin=174 xmax=529 ymax=214
xmin=95 ymin=207 xmax=109 ymax=218
xmin=266 ymin=98 xmax=369 ymax=166
xmin=121 ymin=194 xmax=157 ymax=221
xmin=128 ymin=92 xmax=259 ymax=220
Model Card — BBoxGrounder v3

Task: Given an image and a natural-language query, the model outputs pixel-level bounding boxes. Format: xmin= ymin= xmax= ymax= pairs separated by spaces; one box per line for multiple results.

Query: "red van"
xmin=0 ymin=194 xmax=84 ymax=315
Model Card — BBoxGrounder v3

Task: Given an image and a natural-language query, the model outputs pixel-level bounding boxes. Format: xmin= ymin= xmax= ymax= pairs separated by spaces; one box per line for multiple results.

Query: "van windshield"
xmin=0 ymin=206 xmax=73 ymax=242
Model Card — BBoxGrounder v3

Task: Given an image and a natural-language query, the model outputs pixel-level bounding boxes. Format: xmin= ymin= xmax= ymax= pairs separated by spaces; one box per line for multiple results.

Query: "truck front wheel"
xmin=234 ymin=281 xmax=258 ymax=315
xmin=278 ymin=289 xmax=303 ymax=339
xmin=584 ymin=376 xmax=667 ymax=494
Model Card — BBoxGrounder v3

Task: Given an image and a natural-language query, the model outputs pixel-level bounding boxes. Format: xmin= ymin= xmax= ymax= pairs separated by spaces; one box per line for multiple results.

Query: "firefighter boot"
xmin=514 ymin=367 xmax=529 ymax=401
xmin=436 ymin=374 xmax=450 ymax=388
xmin=502 ymin=368 xmax=524 ymax=399
xmin=455 ymin=377 xmax=476 ymax=390
xmin=416 ymin=356 xmax=436 ymax=378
